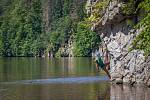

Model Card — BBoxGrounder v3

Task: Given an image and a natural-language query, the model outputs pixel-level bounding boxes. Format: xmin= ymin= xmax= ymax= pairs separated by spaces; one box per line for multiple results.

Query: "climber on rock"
xmin=94 ymin=49 xmax=111 ymax=79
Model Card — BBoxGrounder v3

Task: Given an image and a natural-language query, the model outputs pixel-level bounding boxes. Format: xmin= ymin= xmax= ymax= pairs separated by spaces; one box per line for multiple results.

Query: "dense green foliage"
xmin=73 ymin=21 xmax=101 ymax=57
xmin=0 ymin=0 xmax=99 ymax=57
xmin=49 ymin=0 xmax=89 ymax=57
xmin=49 ymin=16 xmax=73 ymax=53
xmin=122 ymin=0 xmax=137 ymax=15
xmin=1 ymin=0 xmax=149 ymax=57
xmin=132 ymin=0 xmax=150 ymax=56
xmin=0 ymin=0 xmax=44 ymax=56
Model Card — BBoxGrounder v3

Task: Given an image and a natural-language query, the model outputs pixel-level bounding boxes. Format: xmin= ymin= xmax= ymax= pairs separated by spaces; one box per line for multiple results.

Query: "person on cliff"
xmin=94 ymin=49 xmax=111 ymax=79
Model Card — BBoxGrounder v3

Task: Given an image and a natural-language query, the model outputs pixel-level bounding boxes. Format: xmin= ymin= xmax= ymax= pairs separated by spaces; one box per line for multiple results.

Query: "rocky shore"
xmin=86 ymin=0 xmax=150 ymax=87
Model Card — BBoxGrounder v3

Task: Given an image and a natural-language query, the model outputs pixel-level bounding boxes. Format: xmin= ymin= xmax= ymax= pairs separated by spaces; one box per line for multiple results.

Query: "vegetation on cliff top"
xmin=131 ymin=0 xmax=150 ymax=56
xmin=87 ymin=0 xmax=109 ymax=23
xmin=87 ymin=0 xmax=150 ymax=56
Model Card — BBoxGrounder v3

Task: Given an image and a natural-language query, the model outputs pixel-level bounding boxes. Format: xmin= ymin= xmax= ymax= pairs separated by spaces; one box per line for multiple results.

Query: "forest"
xmin=0 ymin=0 xmax=100 ymax=57
xmin=0 ymin=0 xmax=150 ymax=57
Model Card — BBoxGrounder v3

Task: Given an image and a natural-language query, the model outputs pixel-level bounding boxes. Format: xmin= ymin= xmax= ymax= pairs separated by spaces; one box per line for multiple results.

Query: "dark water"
xmin=0 ymin=57 xmax=150 ymax=100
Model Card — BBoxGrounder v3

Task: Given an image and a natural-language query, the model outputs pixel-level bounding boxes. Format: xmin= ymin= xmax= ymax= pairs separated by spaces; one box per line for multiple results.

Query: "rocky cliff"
xmin=86 ymin=0 xmax=150 ymax=86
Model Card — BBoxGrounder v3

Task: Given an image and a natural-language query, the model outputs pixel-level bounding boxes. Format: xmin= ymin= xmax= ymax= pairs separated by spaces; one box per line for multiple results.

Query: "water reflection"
xmin=110 ymin=84 xmax=150 ymax=100
xmin=0 ymin=57 xmax=150 ymax=100
xmin=0 ymin=82 xmax=110 ymax=100
xmin=1 ymin=83 xmax=149 ymax=100
xmin=0 ymin=57 xmax=96 ymax=82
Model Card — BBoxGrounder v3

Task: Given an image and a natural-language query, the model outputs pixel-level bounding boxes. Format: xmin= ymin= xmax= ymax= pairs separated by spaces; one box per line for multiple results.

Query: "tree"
xmin=73 ymin=21 xmax=101 ymax=57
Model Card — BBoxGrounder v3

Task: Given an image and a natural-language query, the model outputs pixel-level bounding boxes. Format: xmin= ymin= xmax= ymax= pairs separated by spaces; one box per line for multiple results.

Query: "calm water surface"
xmin=0 ymin=57 xmax=150 ymax=100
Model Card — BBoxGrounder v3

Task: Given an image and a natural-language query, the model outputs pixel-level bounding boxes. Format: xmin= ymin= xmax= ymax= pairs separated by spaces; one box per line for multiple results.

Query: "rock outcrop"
xmin=87 ymin=0 xmax=150 ymax=86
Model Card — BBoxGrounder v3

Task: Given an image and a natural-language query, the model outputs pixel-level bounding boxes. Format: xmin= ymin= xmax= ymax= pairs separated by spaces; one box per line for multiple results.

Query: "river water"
xmin=0 ymin=57 xmax=149 ymax=100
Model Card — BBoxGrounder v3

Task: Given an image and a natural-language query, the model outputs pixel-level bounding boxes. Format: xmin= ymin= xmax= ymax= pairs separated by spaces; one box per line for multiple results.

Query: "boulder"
xmin=115 ymin=78 xmax=123 ymax=84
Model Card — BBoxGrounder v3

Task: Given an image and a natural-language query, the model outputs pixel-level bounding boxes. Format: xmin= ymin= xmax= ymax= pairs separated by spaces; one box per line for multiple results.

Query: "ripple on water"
xmin=1 ymin=76 xmax=109 ymax=85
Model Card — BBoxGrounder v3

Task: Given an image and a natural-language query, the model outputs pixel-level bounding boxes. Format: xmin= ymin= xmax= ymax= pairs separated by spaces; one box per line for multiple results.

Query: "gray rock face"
xmin=88 ymin=0 xmax=150 ymax=86
xmin=106 ymin=30 xmax=146 ymax=85
xmin=115 ymin=78 xmax=123 ymax=84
